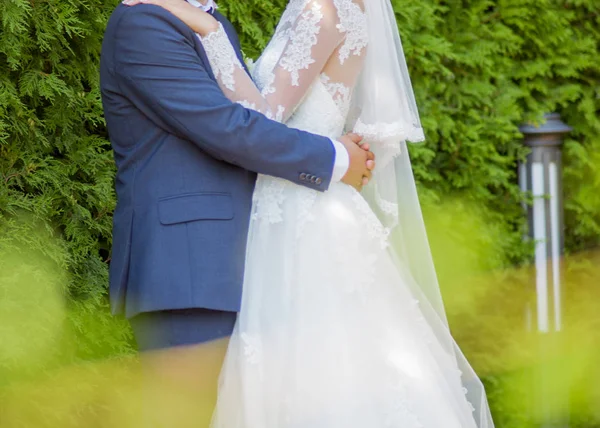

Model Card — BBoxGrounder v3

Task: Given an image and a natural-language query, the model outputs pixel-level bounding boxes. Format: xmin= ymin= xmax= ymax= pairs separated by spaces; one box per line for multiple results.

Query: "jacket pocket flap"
xmin=158 ymin=193 xmax=234 ymax=225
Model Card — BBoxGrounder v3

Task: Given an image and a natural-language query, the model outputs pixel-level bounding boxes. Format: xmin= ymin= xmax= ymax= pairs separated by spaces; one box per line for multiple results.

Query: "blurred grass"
xmin=0 ymin=203 xmax=598 ymax=427
xmin=423 ymin=196 xmax=600 ymax=427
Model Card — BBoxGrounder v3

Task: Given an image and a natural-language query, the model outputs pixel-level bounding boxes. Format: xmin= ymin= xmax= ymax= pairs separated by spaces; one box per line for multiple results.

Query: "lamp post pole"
xmin=519 ymin=112 xmax=571 ymax=428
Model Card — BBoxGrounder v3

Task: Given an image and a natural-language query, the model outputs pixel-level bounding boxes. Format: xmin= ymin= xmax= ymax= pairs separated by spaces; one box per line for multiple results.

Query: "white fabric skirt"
xmin=211 ymin=176 xmax=479 ymax=428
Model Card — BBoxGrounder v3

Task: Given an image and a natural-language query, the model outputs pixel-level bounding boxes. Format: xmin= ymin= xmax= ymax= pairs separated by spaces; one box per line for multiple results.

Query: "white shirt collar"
xmin=187 ymin=0 xmax=217 ymax=12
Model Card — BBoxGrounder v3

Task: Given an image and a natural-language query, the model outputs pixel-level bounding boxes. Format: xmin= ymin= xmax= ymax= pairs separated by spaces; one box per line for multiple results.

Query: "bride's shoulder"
xmin=308 ymin=0 xmax=364 ymax=10
xmin=301 ymin=0 xmax=365 ymax=21
xmin=282 ymin=0 xmax=367 ymax=39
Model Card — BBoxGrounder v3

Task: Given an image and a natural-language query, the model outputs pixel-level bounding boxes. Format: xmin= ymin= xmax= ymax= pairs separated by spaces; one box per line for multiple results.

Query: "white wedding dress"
xmin=198 ymin=1 xmax=493 ymax=427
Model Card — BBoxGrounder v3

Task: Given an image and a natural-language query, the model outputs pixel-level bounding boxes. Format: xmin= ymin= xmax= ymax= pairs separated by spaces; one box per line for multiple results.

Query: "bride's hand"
xmin=122 ymin=0 xmax=220 ymax=36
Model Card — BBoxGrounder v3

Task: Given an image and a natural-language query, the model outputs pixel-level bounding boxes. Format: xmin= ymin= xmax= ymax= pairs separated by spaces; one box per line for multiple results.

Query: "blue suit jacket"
xmin=100 ymin=4 xmax=335 ymax=318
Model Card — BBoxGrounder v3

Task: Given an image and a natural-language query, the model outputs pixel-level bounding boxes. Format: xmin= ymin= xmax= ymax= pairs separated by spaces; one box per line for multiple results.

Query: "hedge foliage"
xmin=0 ymin=0 xmax=598 ymax=426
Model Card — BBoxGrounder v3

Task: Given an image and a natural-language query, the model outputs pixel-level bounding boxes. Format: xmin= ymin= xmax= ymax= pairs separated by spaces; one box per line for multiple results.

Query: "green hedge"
xmin=0 ymin=0 xmax=128 ymax=362
xmin=0 ymin=0 xmax=598 ymax=426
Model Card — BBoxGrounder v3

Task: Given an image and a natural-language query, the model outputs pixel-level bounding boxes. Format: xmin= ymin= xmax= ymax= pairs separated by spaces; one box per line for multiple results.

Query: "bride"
xmin=125 ymin=0 xmax=494 ymax=426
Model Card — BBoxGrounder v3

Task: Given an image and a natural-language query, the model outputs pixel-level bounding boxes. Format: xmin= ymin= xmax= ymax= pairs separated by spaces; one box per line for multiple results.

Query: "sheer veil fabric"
xmin=349 ymin=0 xmax=494 ymax=426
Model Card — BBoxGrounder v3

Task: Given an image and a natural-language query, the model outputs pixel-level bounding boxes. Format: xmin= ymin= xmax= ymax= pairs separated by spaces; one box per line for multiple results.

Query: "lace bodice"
xmin=199 ymin=0 xmax=368 ymax=130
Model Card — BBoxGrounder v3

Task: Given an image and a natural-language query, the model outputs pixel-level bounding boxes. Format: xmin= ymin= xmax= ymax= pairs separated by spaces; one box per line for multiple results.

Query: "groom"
xmin=100 ymin=0 xmax=374 ymax=425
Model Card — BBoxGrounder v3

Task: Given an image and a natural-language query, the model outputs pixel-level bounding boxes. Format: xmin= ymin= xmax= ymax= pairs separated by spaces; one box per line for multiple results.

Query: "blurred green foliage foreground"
xmin=0 ymin=0 xmax=598 ymax=426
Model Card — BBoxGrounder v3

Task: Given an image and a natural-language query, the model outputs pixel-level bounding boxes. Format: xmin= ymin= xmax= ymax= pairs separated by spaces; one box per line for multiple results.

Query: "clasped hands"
xmin=339 ymin=133 xmax=375 ymax=191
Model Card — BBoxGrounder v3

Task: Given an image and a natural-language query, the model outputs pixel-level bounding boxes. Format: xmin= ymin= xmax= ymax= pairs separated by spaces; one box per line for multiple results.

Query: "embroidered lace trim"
xmin=199 ymin=23 xmax=244 ymax=92
xmin=333 ymin=0 xmax=369 ymax=64
xmin=279 ymin=2 xmax=324 ymax=86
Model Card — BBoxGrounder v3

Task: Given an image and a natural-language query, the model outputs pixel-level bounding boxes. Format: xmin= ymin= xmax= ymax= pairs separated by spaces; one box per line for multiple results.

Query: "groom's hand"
xmin=340 ymin=133 xmax=375 ymax=191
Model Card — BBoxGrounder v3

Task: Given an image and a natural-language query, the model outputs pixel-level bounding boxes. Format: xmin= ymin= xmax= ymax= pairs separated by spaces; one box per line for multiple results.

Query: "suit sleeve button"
xmin=315 ymin=177 xmax=322 ymax=185
xmin=299 ymin=173 xmax=307 ymax=181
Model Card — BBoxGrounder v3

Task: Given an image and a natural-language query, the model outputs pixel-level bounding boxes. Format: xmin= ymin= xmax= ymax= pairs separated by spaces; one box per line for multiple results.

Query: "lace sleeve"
xmin=199 ymin=0 xmax=347 ymax=122
xmin=199 ymin=24 xmax=280 ymax=119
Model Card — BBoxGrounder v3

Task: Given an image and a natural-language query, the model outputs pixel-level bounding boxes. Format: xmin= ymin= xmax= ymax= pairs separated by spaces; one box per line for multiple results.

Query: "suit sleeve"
xmin=110 ymin=5 xmax=335 ymax=191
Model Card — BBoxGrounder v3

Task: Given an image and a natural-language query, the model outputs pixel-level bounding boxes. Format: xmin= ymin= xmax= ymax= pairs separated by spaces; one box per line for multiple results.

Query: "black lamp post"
xmin=519 ymin=113 xmax=572 ymax=428
xmin=519 ymin=113 xmax=571 ymax=334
